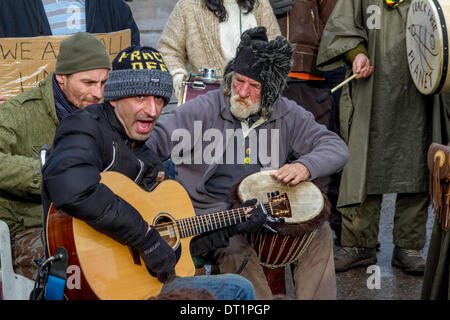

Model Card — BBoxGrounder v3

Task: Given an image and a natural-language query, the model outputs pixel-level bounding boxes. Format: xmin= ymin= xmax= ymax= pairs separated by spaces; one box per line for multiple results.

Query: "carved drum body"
xmin=237 ymin=170 xmax=329 ymax=268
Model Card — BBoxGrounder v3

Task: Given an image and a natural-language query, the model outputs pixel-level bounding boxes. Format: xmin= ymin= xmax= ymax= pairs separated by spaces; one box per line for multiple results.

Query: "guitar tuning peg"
xmin=267 ymin=192 xmax=272 ymax=199
xmin=271 ymin=191 xmax=280 ymax=197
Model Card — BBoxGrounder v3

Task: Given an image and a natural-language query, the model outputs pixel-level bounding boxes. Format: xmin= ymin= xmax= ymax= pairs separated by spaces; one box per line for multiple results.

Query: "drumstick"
xmin=315 ymin=67 xmax=366 ymax=103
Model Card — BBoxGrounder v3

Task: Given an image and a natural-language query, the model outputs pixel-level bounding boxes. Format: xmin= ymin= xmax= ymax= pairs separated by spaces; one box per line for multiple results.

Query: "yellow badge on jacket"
xmin=385 ymin=0 xmax=407 ymax=9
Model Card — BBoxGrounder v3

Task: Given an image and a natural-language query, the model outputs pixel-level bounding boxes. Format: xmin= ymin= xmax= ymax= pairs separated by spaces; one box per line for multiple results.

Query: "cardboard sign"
xmin=0 ymin=29 xmax=131 ymax=98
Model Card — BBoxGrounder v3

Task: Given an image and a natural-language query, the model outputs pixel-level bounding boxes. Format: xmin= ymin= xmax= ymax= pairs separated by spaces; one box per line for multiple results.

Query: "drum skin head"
xmin=406 ymin=0 xmax=450 ymax=95
xmin=237 ymin=170 xmax=324 ymax=223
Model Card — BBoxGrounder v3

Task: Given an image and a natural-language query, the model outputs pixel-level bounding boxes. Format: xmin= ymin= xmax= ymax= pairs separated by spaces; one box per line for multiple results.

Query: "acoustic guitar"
xmin=46 ymin=171 xmax=291 ymax=300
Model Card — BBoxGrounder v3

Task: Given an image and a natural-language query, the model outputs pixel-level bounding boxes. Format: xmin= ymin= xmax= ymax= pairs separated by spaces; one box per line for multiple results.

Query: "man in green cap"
xmin=0 ymin=31 xmax=111 ymax=280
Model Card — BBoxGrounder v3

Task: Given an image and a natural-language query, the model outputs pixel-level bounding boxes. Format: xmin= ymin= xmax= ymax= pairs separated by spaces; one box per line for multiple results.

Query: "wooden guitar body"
xmin=46 ymin=171 xmax=291 ymax=300
xmin=46 ymin=171 xmax=196 ymax=300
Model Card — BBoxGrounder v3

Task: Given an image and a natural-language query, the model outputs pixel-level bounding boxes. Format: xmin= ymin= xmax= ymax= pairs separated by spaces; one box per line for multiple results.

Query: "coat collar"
xmin=40 ymin=72 xmax=59 ymax=126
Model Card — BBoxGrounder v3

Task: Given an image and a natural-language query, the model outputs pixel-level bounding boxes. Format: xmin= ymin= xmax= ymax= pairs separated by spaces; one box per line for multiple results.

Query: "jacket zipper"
xmin=103 ymin=141 xmax=117 ymax=172
xmin=311 ymin=9 xmax=320 ymax=40
xmin=134 ymin=159 xmax=145 ymax=183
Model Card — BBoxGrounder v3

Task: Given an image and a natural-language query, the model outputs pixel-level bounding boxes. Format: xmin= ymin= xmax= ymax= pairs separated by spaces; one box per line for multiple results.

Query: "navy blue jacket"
xmin=41 ymin=102 xmax=166 ymax=253
xmin=0 ymin=0 xmax=140 ymax=45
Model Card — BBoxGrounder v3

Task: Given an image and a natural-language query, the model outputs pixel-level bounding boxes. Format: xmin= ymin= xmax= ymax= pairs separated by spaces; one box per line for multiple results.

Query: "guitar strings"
xmin=154 ymin=203 xmax=275 ymax=237
xmin=154 ymin=204 xmax=271 ymax=228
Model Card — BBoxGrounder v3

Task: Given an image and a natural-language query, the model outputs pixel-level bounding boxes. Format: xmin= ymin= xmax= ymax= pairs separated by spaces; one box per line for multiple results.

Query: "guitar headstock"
xmin=266 ymin=192 xmax=292 ymax=218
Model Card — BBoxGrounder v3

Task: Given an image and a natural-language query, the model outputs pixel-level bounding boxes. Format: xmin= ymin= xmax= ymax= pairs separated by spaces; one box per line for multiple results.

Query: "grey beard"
xmin=229 ymin=91 xmax=261 ymax=121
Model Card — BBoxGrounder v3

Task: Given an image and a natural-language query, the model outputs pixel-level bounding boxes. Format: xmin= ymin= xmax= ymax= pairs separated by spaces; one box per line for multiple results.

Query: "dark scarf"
xmin=245 ymin=113 xmax=261 ymax=127
xmin=384 ymin=0 xmax=407 ymax=9
xmin=52 ymin=75 xmax=76 ymax=121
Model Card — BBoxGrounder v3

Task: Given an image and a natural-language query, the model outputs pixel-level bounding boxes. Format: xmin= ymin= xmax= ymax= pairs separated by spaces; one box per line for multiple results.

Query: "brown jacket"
xmin=277 ymin=0 xmax=337 ymax=76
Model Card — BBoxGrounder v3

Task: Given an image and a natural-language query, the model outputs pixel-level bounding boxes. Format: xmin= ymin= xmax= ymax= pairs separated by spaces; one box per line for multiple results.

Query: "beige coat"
xmin=158 ymin=0 xmax=281 ymax=81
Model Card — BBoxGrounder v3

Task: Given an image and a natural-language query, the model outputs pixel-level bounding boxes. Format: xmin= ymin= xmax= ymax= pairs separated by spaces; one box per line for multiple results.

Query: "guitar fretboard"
xmin=175 ymin=203 xmax=271 ymax=238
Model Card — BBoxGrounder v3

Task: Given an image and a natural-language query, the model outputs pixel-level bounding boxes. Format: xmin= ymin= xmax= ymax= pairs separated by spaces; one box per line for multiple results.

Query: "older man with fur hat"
xmin=41 ymin=45 xmax=257 ymax=300
xmin=0 ymin=31 xmax=110 ymax=280
xmin=146 ymin=26 xmax=349 ymax=299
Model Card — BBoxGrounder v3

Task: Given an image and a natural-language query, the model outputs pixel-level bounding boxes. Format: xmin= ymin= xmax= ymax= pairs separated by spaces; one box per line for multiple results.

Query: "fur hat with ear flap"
xmin=222 ymin=26 xmax=294 ymax=118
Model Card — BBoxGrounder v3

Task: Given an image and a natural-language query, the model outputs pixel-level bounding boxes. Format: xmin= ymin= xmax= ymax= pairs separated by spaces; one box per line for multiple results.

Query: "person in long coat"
xmin=316 ymin=0 xmax=450 ymax=275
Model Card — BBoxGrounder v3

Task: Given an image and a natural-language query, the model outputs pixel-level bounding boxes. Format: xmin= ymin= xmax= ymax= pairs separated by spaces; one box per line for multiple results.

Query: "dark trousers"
xmin=341 ymin=193 xmax=429 ymax=250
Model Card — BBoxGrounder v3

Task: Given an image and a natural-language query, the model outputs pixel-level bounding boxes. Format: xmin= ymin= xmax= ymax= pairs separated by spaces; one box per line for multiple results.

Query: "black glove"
xmin=190 ymin=227 xmax=236 ymax=256
xmin=234 ymin=199 xmax=267 ymax=234
xmin=136 ymin=227 xmax=176 ymax=283
xmin=189 ymin=199 xmax=266 ymax=256
xmin=269 ymin=0 xmax=295 ymax=15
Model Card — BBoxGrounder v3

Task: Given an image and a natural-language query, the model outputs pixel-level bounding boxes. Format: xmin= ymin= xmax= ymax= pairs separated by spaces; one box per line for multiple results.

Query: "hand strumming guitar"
xmin=136 ymin=226 xmax=176 ymax=283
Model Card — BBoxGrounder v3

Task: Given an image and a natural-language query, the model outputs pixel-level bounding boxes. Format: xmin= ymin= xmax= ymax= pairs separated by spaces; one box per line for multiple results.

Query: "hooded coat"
xmin=316 ymin=0 xmax=450 ymax=209
xmin=317 ymin=1 xmax=450 ymax=297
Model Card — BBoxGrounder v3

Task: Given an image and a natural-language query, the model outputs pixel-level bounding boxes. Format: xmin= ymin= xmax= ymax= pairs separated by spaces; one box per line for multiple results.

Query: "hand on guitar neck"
xmin=190 ymin=198 xmax=266 ymax=256
xmin=234 ymin=199 xmax=267 ymax=233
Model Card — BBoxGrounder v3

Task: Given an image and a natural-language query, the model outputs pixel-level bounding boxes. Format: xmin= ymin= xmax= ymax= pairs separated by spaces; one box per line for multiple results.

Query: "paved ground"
xmin=284 ymin=194 xmax=434 ymax=300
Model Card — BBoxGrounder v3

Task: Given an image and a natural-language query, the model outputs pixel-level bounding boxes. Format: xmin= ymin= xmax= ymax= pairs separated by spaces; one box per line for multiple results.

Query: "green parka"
xmin=316 ymin=0 xmax=450 ymax=209
xmin=0 ymin=74 xmax=58 ymax=234
xmin=317 ymin=0 xmax=450 ymax=298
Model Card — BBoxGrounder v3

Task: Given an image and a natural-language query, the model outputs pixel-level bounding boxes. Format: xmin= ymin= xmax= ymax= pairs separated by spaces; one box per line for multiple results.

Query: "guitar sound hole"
xmin=154 ymin=215 xmax=178 ymax=248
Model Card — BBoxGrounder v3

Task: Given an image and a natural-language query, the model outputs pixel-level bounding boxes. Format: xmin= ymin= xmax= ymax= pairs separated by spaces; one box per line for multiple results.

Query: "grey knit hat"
xmin=55 ymin=32 xmax=110 ymax=74
xmin=103 ymin=45 xmax=173 ymax=104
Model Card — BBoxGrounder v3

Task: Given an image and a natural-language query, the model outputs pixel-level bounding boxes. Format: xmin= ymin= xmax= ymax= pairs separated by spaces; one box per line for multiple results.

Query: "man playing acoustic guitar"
xmin=41 ymin=45 xmax=261 ymax=300
xmin=146 ymin=27 xmax=349 ymax=300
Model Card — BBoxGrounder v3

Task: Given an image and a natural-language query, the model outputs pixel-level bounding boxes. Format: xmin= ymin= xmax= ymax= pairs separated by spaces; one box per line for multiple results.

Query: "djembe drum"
xmin=235 ymin=170 xmax=330 ymax=294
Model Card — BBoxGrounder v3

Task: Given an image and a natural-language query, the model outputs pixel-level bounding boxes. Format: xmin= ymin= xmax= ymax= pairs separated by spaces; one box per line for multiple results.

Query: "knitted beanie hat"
xmin=230 ymin=27 xmax=269 ymax=83
xmin=223 ymin=27 xmax=293 ymax=118
xmin=103 ymin=45 xmax=173 ymax=104
xmin=55 ymin=32 xmax=111 ymax=74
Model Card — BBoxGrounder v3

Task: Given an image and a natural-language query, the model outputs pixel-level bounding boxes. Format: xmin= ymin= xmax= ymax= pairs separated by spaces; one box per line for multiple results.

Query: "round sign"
xmin=406 ymin=0 xmax=450 ymax=95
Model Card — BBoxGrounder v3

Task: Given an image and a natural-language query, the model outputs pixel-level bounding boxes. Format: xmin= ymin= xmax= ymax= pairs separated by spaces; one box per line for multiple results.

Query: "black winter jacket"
xmin=42 ymin=102 xmax=166 ymax=252
xmin=0 ymin=0 xmax=140 ymax=45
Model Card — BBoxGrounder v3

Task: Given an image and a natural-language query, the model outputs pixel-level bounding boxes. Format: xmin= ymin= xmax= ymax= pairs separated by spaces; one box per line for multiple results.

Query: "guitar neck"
xmin=175 ymin=203 xmax=267 ymax=238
